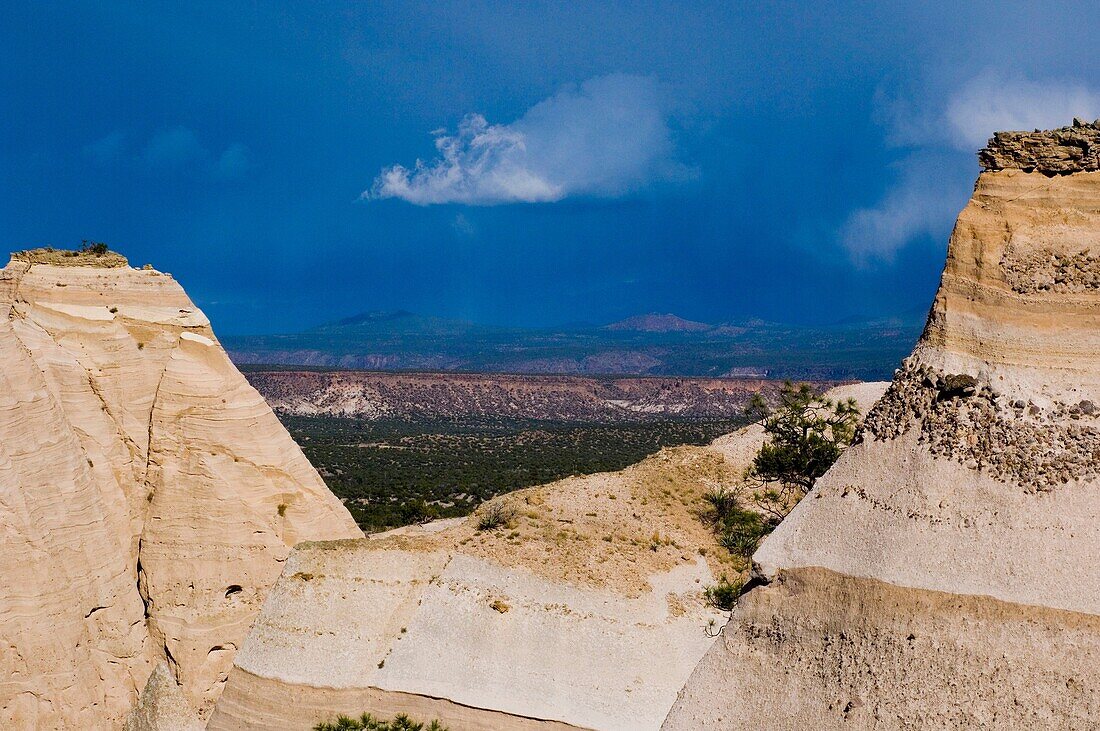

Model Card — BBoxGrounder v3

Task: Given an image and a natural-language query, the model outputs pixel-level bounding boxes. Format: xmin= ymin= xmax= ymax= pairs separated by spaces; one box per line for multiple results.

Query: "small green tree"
xmin=747 ymin=382 xmax=859 ymax=521
xmin=80 ymin=240 xmax=110 ymax=256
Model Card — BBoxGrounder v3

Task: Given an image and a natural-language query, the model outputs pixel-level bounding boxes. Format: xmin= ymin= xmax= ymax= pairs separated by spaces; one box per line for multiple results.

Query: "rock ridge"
xmin=979 ymin=118 xmax=1100 ymax=174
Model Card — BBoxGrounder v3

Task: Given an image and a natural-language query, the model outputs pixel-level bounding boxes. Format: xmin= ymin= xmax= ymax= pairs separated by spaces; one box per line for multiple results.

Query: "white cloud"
xmin=367 ymin=74 xmax=690 ymax=205
xmin=842 ymin=72 xmax=1100 ymax=262
xmin=944 ymin=72 xmax=1100 ymax=150
xmin=840 ymin=153 xmax=969 ymax=265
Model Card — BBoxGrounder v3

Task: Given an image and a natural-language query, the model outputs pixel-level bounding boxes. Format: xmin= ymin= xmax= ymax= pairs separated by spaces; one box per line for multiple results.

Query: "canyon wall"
xmin=0 ymin=253 xmax=361 ymax=728
xmin=663 ymin=122 xmax=1100 ymax=729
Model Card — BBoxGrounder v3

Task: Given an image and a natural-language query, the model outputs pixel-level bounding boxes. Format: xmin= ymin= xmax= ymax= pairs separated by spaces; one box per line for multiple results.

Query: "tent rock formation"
xmin=662 ymin=122 xmax=1100 ymax=729
xmin=0 ymin=252 xmax=361 ymax=728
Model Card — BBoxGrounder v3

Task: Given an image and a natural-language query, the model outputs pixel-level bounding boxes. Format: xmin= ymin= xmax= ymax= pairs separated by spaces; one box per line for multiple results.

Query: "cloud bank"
xmin=841 ymin=72 xmax=1100 ymax=262
xmin=85 ymin=126 xmax=248 ymax=178
xmin=944 ymin=72 xmax=1100 ymax=150
xmin=840 ymin=153 xmax=968 ymax=264
xmin=368 ymin=74 xmax=689 ymax=205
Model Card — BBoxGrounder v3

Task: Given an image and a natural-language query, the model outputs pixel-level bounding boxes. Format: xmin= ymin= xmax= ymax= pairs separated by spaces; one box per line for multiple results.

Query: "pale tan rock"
xmin=208 ymin=383 xmax=886 ymax=731
xmin=664 ymin=134 xmax=1100 ymax=729
xmin=124 ymin=663 xmax=202 ymax=731
xmin=0 ymin=257 xmax=360 ymax=728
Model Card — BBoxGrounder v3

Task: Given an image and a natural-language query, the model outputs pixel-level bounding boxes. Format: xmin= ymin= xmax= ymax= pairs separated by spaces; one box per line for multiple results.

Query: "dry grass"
xmin=11 ymin=247 xmax=128 ymax=268
xmin=448 ymin=443 xmax=748 ymax=597
xmin=364 ymin=431 xmax=770 ymax=598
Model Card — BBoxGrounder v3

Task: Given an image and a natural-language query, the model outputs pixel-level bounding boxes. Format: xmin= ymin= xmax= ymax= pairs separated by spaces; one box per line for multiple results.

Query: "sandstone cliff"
xmin=663 ymin=122 xmax=1100 ymax=729
xmin=0 ymin=250 xmax=361 ymax=728
xmin=206 ymin=384 xmax=883 ymax=731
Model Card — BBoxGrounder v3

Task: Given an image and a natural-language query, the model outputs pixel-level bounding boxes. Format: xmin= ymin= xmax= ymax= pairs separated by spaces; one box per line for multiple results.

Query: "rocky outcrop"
xmin=978 ymin=118 xmax=1100 ymax=174
xmin=207 ymin=384 xmax=883 ymax=731
xmin=124 ymin=664 xmax=203 ymax=731
xmin=663 ymin=125 xmax=1100 ymax=728
xmin=0 ymin=253 xmax=360 ymax=728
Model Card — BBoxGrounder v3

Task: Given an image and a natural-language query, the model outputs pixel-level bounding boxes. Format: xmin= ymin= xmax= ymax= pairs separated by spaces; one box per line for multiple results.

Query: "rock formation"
xmin=207 ymin=384 xmax=883 ymax=730
xmin=0 ymin=250 xmax=361 ymax=728
xmin=979 ymin=117 xmax=1100 ymax=174
xmin=663 ymin=123 xmax=1100 ymax=729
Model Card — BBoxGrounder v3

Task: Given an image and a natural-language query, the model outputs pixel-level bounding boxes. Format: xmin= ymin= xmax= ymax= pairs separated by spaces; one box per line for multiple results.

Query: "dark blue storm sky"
xmin=3 ymin=2 xmax=1100 ymax=334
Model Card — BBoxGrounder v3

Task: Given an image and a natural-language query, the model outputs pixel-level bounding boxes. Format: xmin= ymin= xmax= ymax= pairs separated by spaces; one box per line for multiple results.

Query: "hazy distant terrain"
xmin=226 ymin=310 xmax=922 ymax=381
xmin=242 ymin=369 xmax=821 ymax=421
xmin=245 ymin=369 xmax=833 ymax=531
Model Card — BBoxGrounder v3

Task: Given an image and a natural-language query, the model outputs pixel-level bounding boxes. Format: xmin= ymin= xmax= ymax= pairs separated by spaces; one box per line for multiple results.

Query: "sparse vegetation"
xmin=704 ymin=487 xmax=769 ymax=561
xmin=704 ymin=574 xmax=743 ymax=612
xmin=79 ymin=240 xmax=110 ymax=256
xmin=280 ymin=415 xmax=748 ymax=533
xmin=11 ymin=243 xmax=127 ymax=267
xmin=476 ymin=498 xmax=515 ymax=531
xmin=314 ymin=713 xmax=447 ymax=731
xmin=746 ymin=381 xmax=859 ymax=521
xmin=702 ymin=383 xmax=859 ymax=608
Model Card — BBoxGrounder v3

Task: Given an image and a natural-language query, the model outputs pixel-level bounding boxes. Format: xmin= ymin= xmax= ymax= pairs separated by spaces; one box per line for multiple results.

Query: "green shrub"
xmin=399 ymin=498 xmax=439 ymax=525
xmin=80 ymin=240 xmax=110 ymax=256
xmin=704 ymin=485 xmax=772 ymax=561
xmin=704 ymin=574 xmax=743 ymax=612
xmin=314 ymin=713 xmax=447 ymax=731
xmin=700 ymin=384 xmax=860 ymax=568
xmin=702 ymin=485 xmax=739 ymax=524
xmin=476 ymin=498 xmax=514 ymax=531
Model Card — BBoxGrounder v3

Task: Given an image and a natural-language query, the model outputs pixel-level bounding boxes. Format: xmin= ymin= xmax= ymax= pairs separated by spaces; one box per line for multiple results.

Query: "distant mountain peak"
xmin=329 ymin=310 xmax=416 ymax=327
xmin=603 ymin=313 xmax=712 ymax=333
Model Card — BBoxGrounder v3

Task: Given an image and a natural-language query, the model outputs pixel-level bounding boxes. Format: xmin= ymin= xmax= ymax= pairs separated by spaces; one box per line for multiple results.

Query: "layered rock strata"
xmin=979 ymin=118 xmax=1100 ymax=174
xmin=208 ymin=384 xmax=883 ymax=731
xmin=0 ymin=252 xmax=360 ymax=728
xmin=664 ymin=126 xmax=1100 ymax=728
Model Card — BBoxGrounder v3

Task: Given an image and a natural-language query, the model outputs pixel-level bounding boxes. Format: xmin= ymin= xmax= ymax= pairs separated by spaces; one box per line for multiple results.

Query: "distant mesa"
xmin=224 ymin=307 xmax=920 ymax=381
xmin=602 ymin=312 xmax=713 ymax=333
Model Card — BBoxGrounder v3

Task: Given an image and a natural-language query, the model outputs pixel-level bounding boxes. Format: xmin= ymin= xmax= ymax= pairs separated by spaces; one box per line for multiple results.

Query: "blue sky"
xmin=3 ymin=2 xmax=1100 ymax=334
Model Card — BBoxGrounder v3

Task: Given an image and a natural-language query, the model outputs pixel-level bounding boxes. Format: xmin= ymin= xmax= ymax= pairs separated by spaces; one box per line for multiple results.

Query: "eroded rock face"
xmin=207 ymin=384 xmax=884 ymax=731
xmin=0 ymin=257 xmax=360 ymax=728
xmin=664 ymin=125 xmax=1100 ymax=728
